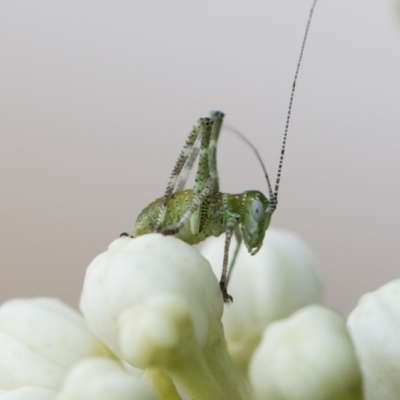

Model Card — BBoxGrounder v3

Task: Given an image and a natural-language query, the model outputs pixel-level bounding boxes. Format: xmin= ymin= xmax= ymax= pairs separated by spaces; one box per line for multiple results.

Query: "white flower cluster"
xmin=0 ymin=229 xmax=397 ymax=399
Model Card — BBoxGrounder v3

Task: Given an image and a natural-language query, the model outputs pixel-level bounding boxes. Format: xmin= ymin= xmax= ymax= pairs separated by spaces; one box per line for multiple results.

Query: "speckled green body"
xmin=134 ymin=189 xmax=245 ymax=245
xmin=132 ymin=113 xmax=272 ymax=302
xmin=134 ymin=187 xmax=271 ymax=255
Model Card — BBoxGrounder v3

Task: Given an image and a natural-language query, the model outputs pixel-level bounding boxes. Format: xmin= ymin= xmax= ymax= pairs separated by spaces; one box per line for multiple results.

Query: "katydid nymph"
xmin=129 ymin=0 xmax=318 ymax=302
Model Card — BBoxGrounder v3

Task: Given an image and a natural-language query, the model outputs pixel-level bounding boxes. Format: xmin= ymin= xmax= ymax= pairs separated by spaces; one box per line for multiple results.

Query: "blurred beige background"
xmin=0 ymin=1 xmax=399 ymax=314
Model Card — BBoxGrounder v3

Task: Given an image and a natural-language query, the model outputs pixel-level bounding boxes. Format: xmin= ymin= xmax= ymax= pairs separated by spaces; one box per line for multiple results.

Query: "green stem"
xmin=166 ymin=321 xmax=248 ymax=400
xmin=143 ymin=368 xmax=182 ymax=400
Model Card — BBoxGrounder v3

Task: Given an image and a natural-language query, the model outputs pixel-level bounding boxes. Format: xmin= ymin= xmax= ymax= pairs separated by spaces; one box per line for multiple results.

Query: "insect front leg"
xmin=226 ymin=226 xmax=243 ymax=286
xmin=220 ymin=223 xmax=235 ymax=302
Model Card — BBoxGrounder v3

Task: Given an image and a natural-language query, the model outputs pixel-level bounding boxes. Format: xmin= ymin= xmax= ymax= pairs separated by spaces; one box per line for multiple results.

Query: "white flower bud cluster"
xmin=200 ymin=230 xmax=322 ymax=372
xmin=0 ymin=228 xmax=399 ymax=399
xmin=0 ymin=298 xmax=121 ymax=400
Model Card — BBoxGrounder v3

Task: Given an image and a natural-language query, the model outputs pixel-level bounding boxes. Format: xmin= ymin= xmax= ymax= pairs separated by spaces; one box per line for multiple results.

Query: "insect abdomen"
xmin=134 ymin=189 xmax=224 ymax=245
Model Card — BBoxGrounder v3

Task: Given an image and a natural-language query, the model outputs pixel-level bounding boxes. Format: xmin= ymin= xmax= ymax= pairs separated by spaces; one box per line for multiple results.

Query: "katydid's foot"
xmin=160 ymin=227 xmax=179 ymax=236
xmin=220 ymin=282 xmax=233 ymax=303
xmin=120 ymin=232 xmax=134 ymax=238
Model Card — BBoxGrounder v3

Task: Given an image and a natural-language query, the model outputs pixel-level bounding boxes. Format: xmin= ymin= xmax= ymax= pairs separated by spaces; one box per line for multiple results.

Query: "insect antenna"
xmin=270 ymin=0 xmax=318 ymax=212
xmin=224 ymin=123 xmax=274 ymax=202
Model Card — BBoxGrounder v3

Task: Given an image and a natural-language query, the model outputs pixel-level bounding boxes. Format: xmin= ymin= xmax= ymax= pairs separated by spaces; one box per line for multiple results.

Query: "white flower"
xmin=200 ymin=228 xmax=323 ymax=372
xmin=0 ymin=387 xmax=57 ymax=400
xmin=56 ymin=357 xmax=158 ymax=400
xmin=249 ymin=305 xmax=362 ymax=400
xmin=347 ymin=279 xmax=400 ymax=400
xmin=0 ymin=298 xmax=112 ymax=391
xmin=80 ymin=234 xmax=248 ymax=400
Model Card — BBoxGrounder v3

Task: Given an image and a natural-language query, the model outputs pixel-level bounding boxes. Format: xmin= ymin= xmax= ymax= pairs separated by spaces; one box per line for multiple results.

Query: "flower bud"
xmin=347 ymin=279 xmax=400 ymax=399
xmin=80 ymin=235 xmax=248 ymax=400
xmin=200 ymin=228 xmax=322 ymax=372
xmin=0 ymin=298 xmax=112 ymax=390
xmin=249 ymin=305 xmax=362 ymax=400
xmin=0 ymin=387 xmax=56 ymax=400
xmin=57 ymin=358 xmax=158 ymax=400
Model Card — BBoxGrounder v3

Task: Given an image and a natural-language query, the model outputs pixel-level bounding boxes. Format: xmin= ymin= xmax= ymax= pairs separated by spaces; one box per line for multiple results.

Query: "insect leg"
xmin=161 ymin=118 xmax=216 ymax=236
xmin=226 ymin=226 xmax=242 ymax=286
xmin=155 ymin=120 xmax=203 ymax=231
xmin=160 ymin=184 xmax=214 ymax=235
xmin=207 ymin=112 xmax=226 ymax=236
xmin=174 ymin=135 xmax=201 ymax=193
xmin=220 ymin=224 xmax=235 ymax=302
xmin=173 ymin=111 xmax=223 ymax=194
xmin=190 ymin=118 xmax=216 ymax=235
xmin=193 ymin=118 xmax=214 ymax=193
xmin=208 ymin=111 xmax=224 ymax=193
xmin=120 ymin=232 xmax=134 ymax=238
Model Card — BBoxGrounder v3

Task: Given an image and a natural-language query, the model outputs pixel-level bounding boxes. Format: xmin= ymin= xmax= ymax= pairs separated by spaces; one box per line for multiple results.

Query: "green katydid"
xmin=130 ymin=0 xmax=318 ymax=302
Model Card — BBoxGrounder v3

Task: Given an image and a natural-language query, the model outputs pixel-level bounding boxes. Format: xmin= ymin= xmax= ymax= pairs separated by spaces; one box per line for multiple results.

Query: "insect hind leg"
xmin=174 ymin=110 xmax=223 ymax=194
xmin=155 ymin=119 xmax=203 ymax=232
xmin=208 ymin=111 xmax=224 ymax=193
xmin=161 ymin=113 xmax=224 ymax=234
xmin=190 ymin=116 xmax=222 ymax=235
xmin=160 ymin=184 xmax=214 ymax=235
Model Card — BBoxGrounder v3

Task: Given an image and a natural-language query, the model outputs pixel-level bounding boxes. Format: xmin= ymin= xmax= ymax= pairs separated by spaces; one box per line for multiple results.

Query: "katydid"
xmin=130 ymin=0 xmax=318 ymax=302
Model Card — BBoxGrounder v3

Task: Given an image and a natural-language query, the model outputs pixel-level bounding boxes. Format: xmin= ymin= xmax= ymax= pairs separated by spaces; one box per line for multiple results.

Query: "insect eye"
xmin=251 ymin=199 xmax=264 ymax=222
